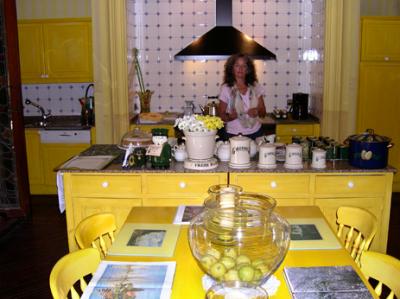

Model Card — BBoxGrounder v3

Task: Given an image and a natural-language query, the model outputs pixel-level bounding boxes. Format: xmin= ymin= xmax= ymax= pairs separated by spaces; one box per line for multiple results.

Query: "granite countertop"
xmin=24 ymin=115 xmax=92 ymax=130
xmin=58 ymin=144 xmax=396 ymax=174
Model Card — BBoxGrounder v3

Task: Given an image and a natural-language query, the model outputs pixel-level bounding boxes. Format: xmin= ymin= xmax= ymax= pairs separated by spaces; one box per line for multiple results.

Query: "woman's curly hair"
xmin=223 ymin=53 xmax=258 ymax=87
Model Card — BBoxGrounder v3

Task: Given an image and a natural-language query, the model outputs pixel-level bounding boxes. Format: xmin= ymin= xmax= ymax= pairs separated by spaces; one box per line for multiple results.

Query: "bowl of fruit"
xmin=188 ymin=193 xmax=290 ymax=298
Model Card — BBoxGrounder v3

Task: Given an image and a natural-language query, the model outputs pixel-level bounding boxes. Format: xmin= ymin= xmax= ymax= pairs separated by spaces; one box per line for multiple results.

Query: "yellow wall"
xmin=16 ymin=0 xmax=91 ymax=19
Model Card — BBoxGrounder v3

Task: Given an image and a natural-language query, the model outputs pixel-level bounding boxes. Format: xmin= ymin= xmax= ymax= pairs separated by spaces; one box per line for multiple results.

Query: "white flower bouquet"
xmin=174 ymin=114 xmax=224 ymax=132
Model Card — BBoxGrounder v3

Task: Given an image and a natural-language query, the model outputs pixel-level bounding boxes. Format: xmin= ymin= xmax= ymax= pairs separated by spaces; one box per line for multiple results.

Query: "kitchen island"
xmin=60 ymin=145 xmax=395 ymax=254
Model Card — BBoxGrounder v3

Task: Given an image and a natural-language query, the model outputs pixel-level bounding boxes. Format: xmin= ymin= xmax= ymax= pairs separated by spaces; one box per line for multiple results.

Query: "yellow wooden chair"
xmin=336 ymin=206 xmax=377 ymax=265
xmin=360 ymin=251 xmax=400 ymax=298
xmin=49 ymin=248 xmax=100 ymax=299
xmin=75 ymin=212 xmax=117 ymax=258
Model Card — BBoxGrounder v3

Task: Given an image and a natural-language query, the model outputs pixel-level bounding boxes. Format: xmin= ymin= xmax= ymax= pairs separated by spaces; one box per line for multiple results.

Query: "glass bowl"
xmin=188 ymin=193 xmax=290 ymax=297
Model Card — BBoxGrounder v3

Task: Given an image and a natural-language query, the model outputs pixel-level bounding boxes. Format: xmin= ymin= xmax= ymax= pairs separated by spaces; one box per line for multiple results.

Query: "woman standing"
xmin=218 ymin=53 xmax=266 ymax=140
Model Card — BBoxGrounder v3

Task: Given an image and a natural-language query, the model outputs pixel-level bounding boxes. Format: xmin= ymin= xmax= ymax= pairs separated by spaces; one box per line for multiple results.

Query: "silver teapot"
xmin=199 ymin=101 xmax=218 ymax=116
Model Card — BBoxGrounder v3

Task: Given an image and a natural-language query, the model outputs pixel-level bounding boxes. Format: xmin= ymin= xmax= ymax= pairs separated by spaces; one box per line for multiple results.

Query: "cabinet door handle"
xmin=384 ymin=56 xmax=390 ymax=61
xmin=270 ymin=181 xmax=278 ymax=188
xmin=292 ymin=128 xmax=297 ymax=132
xmin=101 ymin=181 xmax=109 ymax=188
xmin=179 ymin=181 xmax=186 ymax=189
xmin=40 ymin=74 xmax=46 ymax=78
xmin=347 ymin=181 xmax=355 ymax=189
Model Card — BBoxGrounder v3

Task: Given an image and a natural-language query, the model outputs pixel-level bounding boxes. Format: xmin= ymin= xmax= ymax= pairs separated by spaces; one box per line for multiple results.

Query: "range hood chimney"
xmin=175 ymin=0 xmax=276 ymax=61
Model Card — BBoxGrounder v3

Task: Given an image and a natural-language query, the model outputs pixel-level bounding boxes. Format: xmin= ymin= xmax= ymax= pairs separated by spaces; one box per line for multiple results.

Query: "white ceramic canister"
xmin=229 ymin=135 xmax=251 ymax=168
xmin=285 ymin=143 xmax=303 ymax=165
xmin=258 ymin=143 xmax=276 ymax=168
xmin=311 ymin=148 xmax=327 ymax=169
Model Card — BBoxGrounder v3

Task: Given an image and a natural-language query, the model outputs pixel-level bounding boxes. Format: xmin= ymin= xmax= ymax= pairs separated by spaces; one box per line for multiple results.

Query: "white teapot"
xmin=172 ymin=144 xmax=187 ymax=162
xmin=216 ymin=140 xmax=231 ymax=161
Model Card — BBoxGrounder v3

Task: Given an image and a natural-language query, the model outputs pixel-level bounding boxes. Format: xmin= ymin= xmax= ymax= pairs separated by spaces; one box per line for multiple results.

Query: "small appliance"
xmin=292 ymin=93 xmax=309 ymax=120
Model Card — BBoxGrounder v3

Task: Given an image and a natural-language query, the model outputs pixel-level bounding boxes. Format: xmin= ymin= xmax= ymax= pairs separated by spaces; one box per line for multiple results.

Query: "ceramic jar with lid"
xmin=229 ymin=134 xmax=251 ymax=169
xmin=284 ymin=143 xmax=303 ymax=169
xmin=258 ymin=143 xmax=277 ymax=169
xmin=311 ymin=148 xmax=326 ymax=169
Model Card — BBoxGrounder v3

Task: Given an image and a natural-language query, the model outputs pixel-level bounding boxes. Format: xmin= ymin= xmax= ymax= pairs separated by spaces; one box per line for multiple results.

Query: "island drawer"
xmin=143 ymin=174 xmax=226 ymax=196
xmin=315 ymin=175 xmax=387 ymax=195
xmin=276 ymin=124 xmax=315 ymax=136
xmin=70 ymin=174 xmax=142 ymax=197
xmin=231 ymin=174 xmax=311 ymax=195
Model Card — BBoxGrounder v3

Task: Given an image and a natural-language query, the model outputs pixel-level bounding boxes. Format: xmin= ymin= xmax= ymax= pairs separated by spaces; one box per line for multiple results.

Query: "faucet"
xmin=25 ymin=99 xmax=51 ymax=127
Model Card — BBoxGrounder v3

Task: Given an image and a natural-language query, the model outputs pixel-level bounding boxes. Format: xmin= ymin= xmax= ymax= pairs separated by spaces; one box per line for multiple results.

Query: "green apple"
xmin=220 ymin=256 xmax=236 ymax=270
xmin=223 ymin=247 xmax=238 ymax=259
xmin=224 ymin=269 xmax=239 ymax=281
xmin=254 ymin=262 xmax=269 ymax=275
xmin=236 ymin=254 xmax=251 ymax=266
xmin=205 ymin=248 xmax=221 ymax=260
xmin=238 ymin=265 xmax=255 ymax=282
xmin=200 ymin=254 xmax=217 ymax=271
xmin=210 ymin=262 xmax=227 ymax=279
xmin=253 ymin=269 xmax=263 ymax=281
xmin=251 ymin=258 xmax=265 ymax=267
xmin=218 ymin=234 xmax=233 ymax=242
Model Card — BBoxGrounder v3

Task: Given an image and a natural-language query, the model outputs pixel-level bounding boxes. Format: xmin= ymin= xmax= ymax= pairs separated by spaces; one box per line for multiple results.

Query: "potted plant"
xmin=133 ymin=48 xmax=153 ymax=113
xmin=174 ymin=115 xmax=224 ymax=160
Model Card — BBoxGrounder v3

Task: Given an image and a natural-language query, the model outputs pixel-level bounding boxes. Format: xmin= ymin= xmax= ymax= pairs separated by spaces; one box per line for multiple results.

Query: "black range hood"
xmin=175 ymin=0 xmax=276 ymax=61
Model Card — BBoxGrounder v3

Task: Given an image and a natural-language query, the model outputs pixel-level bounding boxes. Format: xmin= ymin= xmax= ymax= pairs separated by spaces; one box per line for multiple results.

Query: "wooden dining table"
xmin=105 ymin=206 xmax=378 ymax=298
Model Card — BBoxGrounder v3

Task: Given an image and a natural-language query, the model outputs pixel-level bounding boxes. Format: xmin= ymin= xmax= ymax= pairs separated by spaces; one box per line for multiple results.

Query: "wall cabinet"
xmin=63 ymin=172 xmax=227 ymax=251
xmin=18 ymin=19 xmax=92 ymax=83
xmin=230 ymin=172 xmax=393 ymax=253
xmin=358 ymin=17 xmax=400 ymax=191
xmin=276 ymin=123 xmax=320 ymax=144
xmin=25 ymin=129 xmax=92 ymax=194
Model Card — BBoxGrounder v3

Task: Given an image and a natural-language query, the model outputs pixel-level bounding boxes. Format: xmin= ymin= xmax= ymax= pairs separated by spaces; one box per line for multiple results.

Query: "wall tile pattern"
xmin=127 ymin=0 xmax=325 ymax=115
xmin=22 ymin=83 xmax=93 ymax=116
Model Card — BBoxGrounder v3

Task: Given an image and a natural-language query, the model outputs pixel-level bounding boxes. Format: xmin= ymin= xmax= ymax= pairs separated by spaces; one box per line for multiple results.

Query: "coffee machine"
xmin=292 ymin=93 xmax=309 ymax=120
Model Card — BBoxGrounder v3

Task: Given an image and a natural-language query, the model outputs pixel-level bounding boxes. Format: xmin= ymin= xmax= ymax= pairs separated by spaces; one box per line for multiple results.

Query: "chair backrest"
xmin=49 ymin=248 xmax=100 ymax=299
xmin=360 ymin=251 xmax=400 ymax=299
xmin=75 ymin=212 xmax=117 ymax=258
xmin=336 ymin=206 xmax=377 ymax=265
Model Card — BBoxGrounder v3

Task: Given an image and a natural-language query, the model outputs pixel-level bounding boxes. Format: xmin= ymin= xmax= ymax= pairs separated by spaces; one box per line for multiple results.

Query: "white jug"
xmin=229 ymin=135 xmax=251 ymax=168
xmin=172 ymin=144 xmax=187 ymax=162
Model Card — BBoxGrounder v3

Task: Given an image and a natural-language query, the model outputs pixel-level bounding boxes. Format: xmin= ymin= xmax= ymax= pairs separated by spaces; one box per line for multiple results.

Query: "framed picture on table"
xmin=107 ymin=223 xmax=180 ymax=257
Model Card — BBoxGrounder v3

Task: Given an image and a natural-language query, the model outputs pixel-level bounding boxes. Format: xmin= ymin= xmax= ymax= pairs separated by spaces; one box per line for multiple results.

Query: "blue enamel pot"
xmin=348 ymin=129 xmax=393 ymax=169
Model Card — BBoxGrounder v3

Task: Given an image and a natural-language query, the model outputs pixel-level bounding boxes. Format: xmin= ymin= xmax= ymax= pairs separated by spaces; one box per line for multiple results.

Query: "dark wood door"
xmin=0 ymin=0 xmax=30 ymax=218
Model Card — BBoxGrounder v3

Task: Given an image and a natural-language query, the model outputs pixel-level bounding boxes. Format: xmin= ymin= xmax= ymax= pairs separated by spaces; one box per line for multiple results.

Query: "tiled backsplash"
xmin=22 ymin=83 xmax=93 ymax=116
xmin=127 ymin=0 xmax=325 ymax=116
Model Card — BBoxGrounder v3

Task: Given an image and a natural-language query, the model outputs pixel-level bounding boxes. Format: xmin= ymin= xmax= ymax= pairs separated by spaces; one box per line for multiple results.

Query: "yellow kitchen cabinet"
xmin=63 ymin=172 xmax=227 ymax=251
xmin=41 ymin=143 xmax=90 ymax=193
xmin=361 ymin=17 xmax=400 ymax=62
xmin=358 ymin=17 xmax=400 ymax=191
xmin=63 ymin=173 xmax=143 ymax=251
xmin=276 ymin=123 xmax=320 ymax=144
xmin=230 ymin=173 xmax=311 ymax=205
xmin=142 ymin=173 xmax=227 ymax=206
xmin=24 ymin=129 xmax=44 ymax=188
xmin=230 ymin=171 xmax=393 ymax=253
xmin=18 ymin=18 xmax=92 ymax=83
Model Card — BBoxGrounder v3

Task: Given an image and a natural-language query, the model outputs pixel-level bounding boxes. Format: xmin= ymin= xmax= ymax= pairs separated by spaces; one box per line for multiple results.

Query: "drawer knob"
xmin=347 ymin=181 xmax=355 ymax=189
xmin=384 ymin=56 xmax=390 ymax=61
xmin=179 ymin=181 xmax=186 ymax=189
xmin=270 ymin=181 xmax=277 ymax=188
xmin=101 ymin=181 xmax=109 ymax=188
xmin=292 ymin=128 xmax=297 ymax=132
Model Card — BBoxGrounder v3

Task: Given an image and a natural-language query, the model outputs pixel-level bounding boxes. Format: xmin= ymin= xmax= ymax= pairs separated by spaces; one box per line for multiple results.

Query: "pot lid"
xmin=230 ymin=134 xmax=251 ymax=142
xmin=119 ymin=127 xmax=153 ymax=149
xmin=349 ymin=129 xmax=391 ymax=143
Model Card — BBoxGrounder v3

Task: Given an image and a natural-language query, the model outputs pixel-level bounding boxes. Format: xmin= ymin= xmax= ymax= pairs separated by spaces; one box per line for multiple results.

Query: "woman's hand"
xmin=247 ymin=107 xmax=259 ymax=118
xmin=218 ymin=100 xmax=237 ymax=122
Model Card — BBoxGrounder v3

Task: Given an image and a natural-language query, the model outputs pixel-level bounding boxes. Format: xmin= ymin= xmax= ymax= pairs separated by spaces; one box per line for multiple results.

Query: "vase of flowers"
xmin=174 ymin=115 xmax=224 ymax=160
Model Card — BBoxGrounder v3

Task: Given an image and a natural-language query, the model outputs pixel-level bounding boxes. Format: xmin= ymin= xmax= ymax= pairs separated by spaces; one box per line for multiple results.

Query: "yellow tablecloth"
xmin=105 ymin=206 xmax=377 ymax=298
